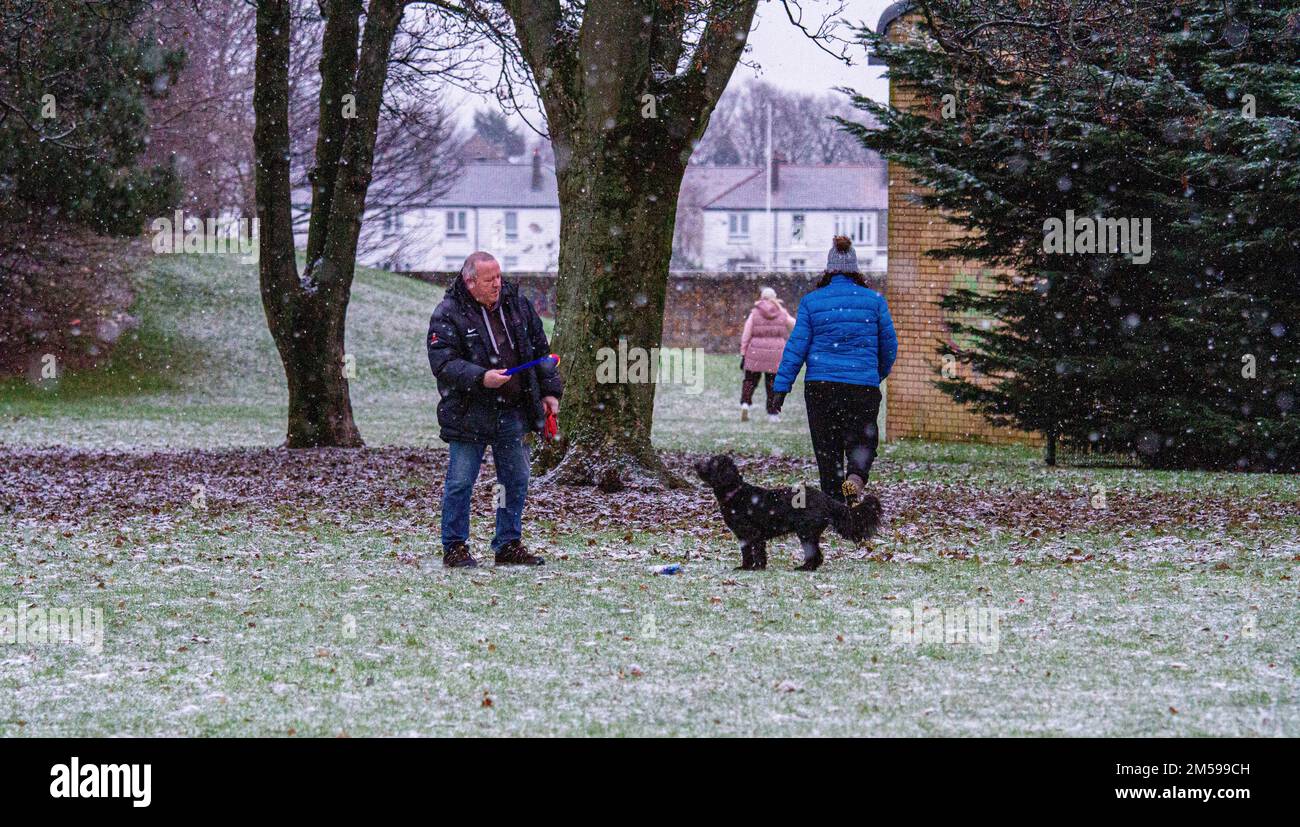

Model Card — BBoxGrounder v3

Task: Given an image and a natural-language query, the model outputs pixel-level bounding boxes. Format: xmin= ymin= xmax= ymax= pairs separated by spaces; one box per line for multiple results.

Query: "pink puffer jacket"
xmin=741 ymin=299 xmax=796 ymax=374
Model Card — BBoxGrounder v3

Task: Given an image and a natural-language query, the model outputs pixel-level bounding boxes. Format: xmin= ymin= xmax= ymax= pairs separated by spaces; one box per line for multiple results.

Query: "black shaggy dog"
xmin=694 ymin=454 xmax=881 ymax=571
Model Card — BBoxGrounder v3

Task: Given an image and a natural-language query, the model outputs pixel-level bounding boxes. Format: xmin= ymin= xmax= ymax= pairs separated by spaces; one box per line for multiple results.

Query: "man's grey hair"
xmin=461 ymin=251 xmax=497 ymax=284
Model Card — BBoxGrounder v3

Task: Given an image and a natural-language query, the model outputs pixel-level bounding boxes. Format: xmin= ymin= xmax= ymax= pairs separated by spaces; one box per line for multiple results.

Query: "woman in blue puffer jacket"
xmin=771 ymin=236 xmax=898 ymax=503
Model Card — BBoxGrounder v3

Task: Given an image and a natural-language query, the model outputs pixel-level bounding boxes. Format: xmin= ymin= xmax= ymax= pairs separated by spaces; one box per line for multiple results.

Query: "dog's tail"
xmin=831 ymin=494 xmax=883 ymax=543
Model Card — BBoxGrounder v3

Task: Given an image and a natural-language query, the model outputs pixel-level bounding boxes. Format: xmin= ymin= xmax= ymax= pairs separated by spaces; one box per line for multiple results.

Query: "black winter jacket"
xmin=426 ymin=277 xmax=563 ymax=444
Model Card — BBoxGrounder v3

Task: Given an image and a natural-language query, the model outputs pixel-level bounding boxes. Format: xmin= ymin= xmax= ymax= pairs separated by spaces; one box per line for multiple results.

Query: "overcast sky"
xmin=735 ymin=0 xmax=891 ymax=98
xmin=447 ymin=0 xmax=894 ymax=135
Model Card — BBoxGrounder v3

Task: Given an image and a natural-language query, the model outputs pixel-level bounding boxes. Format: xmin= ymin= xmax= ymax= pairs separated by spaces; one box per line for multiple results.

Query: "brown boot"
xmin=442 ymin=541 xmax=479 ymax=568
xmin=494 ymin=540 xmax=545 ymax=566
xmin=841 ymin=474 xmax=864 ymax=503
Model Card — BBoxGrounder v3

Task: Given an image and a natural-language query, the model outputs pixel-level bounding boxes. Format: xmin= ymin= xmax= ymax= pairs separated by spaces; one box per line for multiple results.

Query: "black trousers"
xmin=740 ymin=370 xmax=778 ymax=414
xmin=804 ymin=380 xmax=882 ymax=501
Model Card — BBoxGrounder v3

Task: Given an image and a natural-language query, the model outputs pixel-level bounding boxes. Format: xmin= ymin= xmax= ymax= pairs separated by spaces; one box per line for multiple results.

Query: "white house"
xmin=358 ymin=152 xmax=562 ymax=273
xmin=698 ymin=160 xmax=888 ymax=272
xmin=348 ymin=149 xmax=887 ymax=274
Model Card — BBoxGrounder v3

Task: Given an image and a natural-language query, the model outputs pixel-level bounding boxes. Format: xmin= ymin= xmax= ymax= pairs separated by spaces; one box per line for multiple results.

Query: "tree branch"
xmin=318 ymin=0 xmax=406 ymax=286
xmin=499 ymin=0 xmax=578 ymax=134
xmin=304 ymin=0 xmax=362 ymax=269
xmin=680 ymin=0 xmax=760 ymax=140
xmin=253 ymin=0 xmax=301 ymax=297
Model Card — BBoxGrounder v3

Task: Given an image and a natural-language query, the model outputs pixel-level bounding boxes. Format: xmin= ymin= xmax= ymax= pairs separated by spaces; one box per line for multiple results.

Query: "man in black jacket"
xmin=427 ymin=252 xmax=562 ymax=567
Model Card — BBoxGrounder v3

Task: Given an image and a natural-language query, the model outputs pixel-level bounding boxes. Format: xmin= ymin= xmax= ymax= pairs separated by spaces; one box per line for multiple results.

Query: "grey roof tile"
xmin=431 ymin=161 xmax=559 ymax=208
xmin=422 ymin=161 xmax=884 ymax=211
xmin=703 ymin=164 xmax=888 ymax=211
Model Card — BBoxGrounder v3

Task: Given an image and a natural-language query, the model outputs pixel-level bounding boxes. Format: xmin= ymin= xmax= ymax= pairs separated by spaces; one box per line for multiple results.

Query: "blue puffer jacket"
xmin=773 ymin=275 xmax=898 ymax=392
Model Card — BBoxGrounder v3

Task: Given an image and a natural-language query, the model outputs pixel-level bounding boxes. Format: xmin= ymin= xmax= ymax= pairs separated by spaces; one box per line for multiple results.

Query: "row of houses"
xmin=350 ymin=140 xmax=888 ymax=274
xmin=307 ymin=2 xmax=1031 ymax=449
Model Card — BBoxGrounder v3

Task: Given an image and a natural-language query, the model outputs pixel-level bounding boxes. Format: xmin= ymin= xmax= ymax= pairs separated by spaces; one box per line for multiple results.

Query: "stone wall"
xmin=663 ymin=271 xmax=886 ymax=352
xmin=407 ymin=270 xmax=884 ymax=353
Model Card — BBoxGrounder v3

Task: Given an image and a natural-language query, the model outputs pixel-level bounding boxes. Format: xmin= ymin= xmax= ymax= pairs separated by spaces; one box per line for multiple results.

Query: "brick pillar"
xmin=881 ymin=10 xmax=1038 ymax=445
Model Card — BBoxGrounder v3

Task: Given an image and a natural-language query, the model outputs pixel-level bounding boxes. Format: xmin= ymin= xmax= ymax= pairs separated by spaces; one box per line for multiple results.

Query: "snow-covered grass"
xmin=1 ymin=510 xmax=1294 ymax=736
xmin=1 ymin=254 xmax=1296 ymax=736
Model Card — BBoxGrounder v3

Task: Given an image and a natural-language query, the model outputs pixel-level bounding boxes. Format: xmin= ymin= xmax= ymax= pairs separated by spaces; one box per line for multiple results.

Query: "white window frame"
xmin=791 ymin=213 xmax=806 ymax=244
xmin=728 ymin=212 xmax=750 ymax=241
xmin=445 ymin=210 xmax=467 ymax=238
xmin=834 ymin=213 xmax=875 ymax=246
xmin=504 ymin=211 xmax=518 ymax=242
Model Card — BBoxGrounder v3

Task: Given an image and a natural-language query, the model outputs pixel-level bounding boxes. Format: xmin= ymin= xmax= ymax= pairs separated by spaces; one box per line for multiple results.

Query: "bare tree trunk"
xmin=538 ymin=141 xmax=687 ymax=489
xmin=504 ymin=0 xmax=759 ymax=490
xmin=253 ymin=0 xmax=403 ymax=448
xmin=255 ymin=0 xmax=353 ymax=447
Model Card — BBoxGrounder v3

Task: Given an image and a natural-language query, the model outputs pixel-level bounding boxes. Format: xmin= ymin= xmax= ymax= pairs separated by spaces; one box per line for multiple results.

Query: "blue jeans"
xmin=440 ymin=406 xmax=531 ymax=553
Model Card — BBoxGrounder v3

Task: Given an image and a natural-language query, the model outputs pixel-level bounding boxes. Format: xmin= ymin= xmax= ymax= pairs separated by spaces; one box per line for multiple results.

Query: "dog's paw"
xmin=794 ymin=556 xmax=823 ymax=571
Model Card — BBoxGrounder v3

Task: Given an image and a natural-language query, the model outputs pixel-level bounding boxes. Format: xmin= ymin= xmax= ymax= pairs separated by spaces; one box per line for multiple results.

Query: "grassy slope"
xmin=0 ymin=254 xmax=1296 ymax=736
xmin=0 ymin=254 xmax=447 ymax=448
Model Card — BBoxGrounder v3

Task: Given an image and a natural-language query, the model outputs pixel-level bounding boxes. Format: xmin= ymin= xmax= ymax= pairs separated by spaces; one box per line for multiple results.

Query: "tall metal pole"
xmin=765 ymin=101 xmax=773 ymax=268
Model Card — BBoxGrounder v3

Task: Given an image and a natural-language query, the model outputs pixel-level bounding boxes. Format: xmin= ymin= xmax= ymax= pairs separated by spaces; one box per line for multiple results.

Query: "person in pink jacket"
xmin=739 ymin=287 xmax=797 ymax=422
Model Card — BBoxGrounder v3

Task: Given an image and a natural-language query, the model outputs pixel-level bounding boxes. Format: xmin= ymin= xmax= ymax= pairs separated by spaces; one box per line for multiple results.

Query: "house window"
xmin=834 ymin=213 xmax=875 ymax=246
xmin=445 ymin=210 xmax=467 ymax=238
xmin=728 ymin=213 xmax=749 ymax=241
xmin=504 ymin=211 xmax=518 ymax=241
xmin=790 ymin=258 xmax=806 ymax=271
xmin=791 ymin=213 xmax=805 ymax=243
xmin=444 ymin=256 xmax=461 ymax=271
xmin=382 ymin=211 xmax=403 ymax=236
xmin=504 ymin=256 xmax=519 ymax=271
